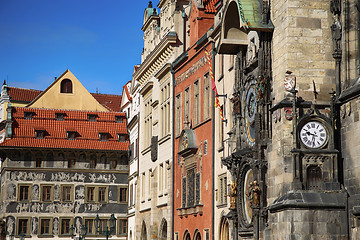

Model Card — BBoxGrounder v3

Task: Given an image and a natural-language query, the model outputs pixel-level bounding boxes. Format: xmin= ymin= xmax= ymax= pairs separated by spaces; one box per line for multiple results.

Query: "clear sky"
xmin=0 ymin=0 xmax=155 ymax=95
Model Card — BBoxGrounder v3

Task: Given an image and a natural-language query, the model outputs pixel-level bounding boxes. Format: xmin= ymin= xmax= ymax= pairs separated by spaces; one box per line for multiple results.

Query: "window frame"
xmin=59 ymin=217 xmax=73 ymax=236
xmin=18 ymin=184 xmax=31 ymax=202
xmin=61 ymin=185 xmax=73 ymax=203
xmin=40 ymin=184 xmax=54 ymax=203
xmin=118 ymin=186 xmax=128 ymax=203
xmin=118 ymin=218 xmax=127 ymax=236
xmin=38 ymin=217 xmax=53 ymax=236
xmin=17 ymin=217 xmax=30 ymax=236
xmin=85 ymin=185 xmax=108 ymax=203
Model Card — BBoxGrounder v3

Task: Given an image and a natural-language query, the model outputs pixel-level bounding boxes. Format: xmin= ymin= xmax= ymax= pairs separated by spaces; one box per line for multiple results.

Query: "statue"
xmin=331 ymin=15 xmax=342 ymax=53
xmin=227 ymin=180 xmax=237 ymax=209
xmin=248 ymin=180 xmax=261 ymax=207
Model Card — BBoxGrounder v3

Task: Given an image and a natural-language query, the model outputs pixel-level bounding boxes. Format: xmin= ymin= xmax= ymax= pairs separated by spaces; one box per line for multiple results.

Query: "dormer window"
xmin=99 ymin=133 xmax=108 ymax=141
xmin=67 ymin=131 xmax=77 ymax=140
xmin=118 ymin=134 xmax=127 ymax=142
xmin=60 ymin=79 xmax=73 ymax=93
xmin=24 ymin=112 xmax=35 ymax=120
xmin=115 ymin=116 xmax=123 ymax=123
xmin=35 ymin=130 xmax=45 ymax=139
xmin=55 ymin=113 xmax=65 ymax=121
xmin=88 ymin=114 xmax=97 ymax=122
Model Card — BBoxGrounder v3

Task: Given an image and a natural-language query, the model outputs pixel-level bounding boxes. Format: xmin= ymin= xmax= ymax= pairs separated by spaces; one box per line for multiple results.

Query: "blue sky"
xmin=0 ymin=0 xmax=155 ymax=95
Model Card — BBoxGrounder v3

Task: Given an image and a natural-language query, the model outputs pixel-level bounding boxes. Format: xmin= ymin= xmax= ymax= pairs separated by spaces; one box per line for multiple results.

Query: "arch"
xmin=219 ymin=216 xmax=230 ymax=240
xmin=141 ymin=221 xmax=147 ymax=240
xmin=159 ymin=218 xmax=167 ymax=240
xmin=184 ymin=230 xmax=191 ymax=240
xmin=193 ymin=229 xmax=201 ymax=240
xmin=60 ymin=79 xmax=73 ymax=93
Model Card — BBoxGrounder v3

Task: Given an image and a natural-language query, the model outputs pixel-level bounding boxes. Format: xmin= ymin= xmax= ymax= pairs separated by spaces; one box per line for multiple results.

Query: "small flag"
xmin=205 ymin=50 xmax=224 ymax=121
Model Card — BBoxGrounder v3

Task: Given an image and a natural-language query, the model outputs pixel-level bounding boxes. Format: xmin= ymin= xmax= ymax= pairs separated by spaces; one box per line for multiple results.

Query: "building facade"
xmin=0 ymin=70 xmax=129 ymax=240
xmin=134 ymin=1 xmax=190 ymax=239
xmin=172 ymin=1 xmax=216 ymax=239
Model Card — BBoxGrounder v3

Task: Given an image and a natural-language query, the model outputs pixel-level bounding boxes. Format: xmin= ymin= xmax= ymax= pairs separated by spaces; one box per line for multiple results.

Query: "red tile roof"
xmin=6 ymin=86 xmax=122 ymax=112
xmin=204 ymin=0 xmax=216 ymax=13
xmin=0 ymin=107 xmax=129 ymax=151
xmin=91 ymin=93 xmax=122 ymax=112
xmin=7 ymin=87 xmax=42 ymax=103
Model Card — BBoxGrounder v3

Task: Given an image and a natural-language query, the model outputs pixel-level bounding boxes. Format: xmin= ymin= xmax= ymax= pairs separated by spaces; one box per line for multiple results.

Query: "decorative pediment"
xmin=178 ymin=129 xmax=197 ymax=157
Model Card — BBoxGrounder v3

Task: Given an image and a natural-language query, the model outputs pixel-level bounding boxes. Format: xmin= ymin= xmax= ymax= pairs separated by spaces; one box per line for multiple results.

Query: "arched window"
xmin=184 ymin=230 xmax=191 ymax=240
xmin=141 ymin=221 xmax=147 ymax=240
xmin=219 ymin=217 xmax=230 ymax=240
xmin=60 ymin=79 xmax=73 ymax=93
xmin=194 ymin=229 xmax=201 ymax=240
xmin=159 ymin=219 xmax=167 ymax=240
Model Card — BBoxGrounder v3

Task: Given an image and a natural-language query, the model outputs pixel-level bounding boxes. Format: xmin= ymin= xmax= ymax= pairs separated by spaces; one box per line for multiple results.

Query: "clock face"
xmin=242 ymin=79 xmax=257 ymax=147
xmin=299 ymin=121 xmax=328 ymax=149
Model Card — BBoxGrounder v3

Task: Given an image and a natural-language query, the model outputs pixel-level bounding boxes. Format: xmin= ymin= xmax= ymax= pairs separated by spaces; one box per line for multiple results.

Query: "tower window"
xmin=60 ymin=79 xmax=73 ymax=93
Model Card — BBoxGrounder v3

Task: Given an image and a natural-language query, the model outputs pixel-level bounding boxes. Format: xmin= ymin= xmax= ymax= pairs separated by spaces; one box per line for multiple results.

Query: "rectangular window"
xmin=98 ymin=187 xmax=107 ymax=202
xmin=219 ymin=54 xmax=224 ymax=78
xmin=67 ymin=131 xmax=77 ymax=140
xmin=35 ymin=130 xmax=45 ymax=139
xmin=165 ymin=161 xmax=169 ymax=194
xmin=118 ymin=218 xmax=127 ymax=235
xmin=119 ymin=187 xmax=127 ymax=203
xmin=39 ymin=218 xmax=52 ymax=235
xmin=110 ymin=159 xmax=117 ymax=169
xmin=160 ymin=81 xmax=171 ymax=138
xmin=203 ymin=73 xmax=211 ymax=120
xmin=159 ymin=164 xmax=163 ymax=195
xmin=41 ymin=185 xmax=53 ymax=202
xmin=85 ymin=219 xmax=95 ymax=235
xmin=148 ymin=169 xmax=152 ymax=201
xmin=193 ymin=80 xmax=201 ymax=125
xmin=17 ymin=218 xmax=29 ymax=235
xmin=144 ymin=97 xmax=152 ymax=148
xmin=115 ymin=115 xmax=123 ymax=123
xmin=118 ymin=134 xmax=127 ymax=142
xmin=129 ymin=184 xmax=133 ymax=206
xmin=86 ymin=187 xmax=95 ymax=202
xmin=35 ymin=158 xmax=42 ymax=168
xmin=24 ymin=112 xmax=34 ymax=120
xmin=61 ymin=185 xmax=72 ymax=202
xmin=90 ymin=158 xmax=96 ymax=169
xmin=99 ymin=219 xmax=108 ymax=233
xmin=184 ymin=87 xmax=191 ymax=125
xmin=218 ymin=174 xmax=228 ymax=205
xmin=67 ymin=158 xmax=75 ymax=168
xmin=87 ymin=114 xmax=97 ymax=122
xmin=218 ymin=105 xmax=224 ymax=149
xmin=142 ymin=172 xmax=145 ymax=201
xmin=18 ymin=185 xmax=30 ymax=202
xmin=55 ymin=113 xmax=65 ymax=121
xmin=60 ymin=218 xmax=71 ymax=235
xmin=229 ymin=55 xmax=234 ymax=70
xmin=99 ymin=133 xmax=108 ymax=141
xmin=175 ymin=93 xmax=182 ymax=136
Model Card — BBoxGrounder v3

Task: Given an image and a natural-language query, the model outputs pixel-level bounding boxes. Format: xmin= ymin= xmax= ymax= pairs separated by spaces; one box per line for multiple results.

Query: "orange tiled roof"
xmin=7 ymin=87 xmax=42 ymax=103
xmin=91 ymin=93 xmax=122 ymax=112
xmin=204 ymin=0 xmax=216 ymax=13
xmin=0 ymin=107 xmax=129 ymax=151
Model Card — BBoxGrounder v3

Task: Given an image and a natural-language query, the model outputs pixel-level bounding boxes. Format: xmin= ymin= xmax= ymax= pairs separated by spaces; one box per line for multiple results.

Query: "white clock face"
xmin=299 ymin=121 xmax=328 ymax=149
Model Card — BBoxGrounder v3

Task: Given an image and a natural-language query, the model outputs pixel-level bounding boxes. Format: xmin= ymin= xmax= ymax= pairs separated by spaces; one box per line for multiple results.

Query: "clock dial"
xmin=242 ymin=79 xmax=257 ymax=147
xmin=299 ymin=121 xmax=328 ymax=149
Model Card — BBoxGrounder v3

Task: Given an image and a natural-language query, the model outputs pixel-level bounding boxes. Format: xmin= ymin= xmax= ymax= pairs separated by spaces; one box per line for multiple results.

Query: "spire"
xmin=148 ymin=1 xmax=153 ymax=8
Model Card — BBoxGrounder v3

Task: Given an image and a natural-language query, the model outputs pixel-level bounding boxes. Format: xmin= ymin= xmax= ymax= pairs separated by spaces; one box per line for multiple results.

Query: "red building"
xmin=173 ymin=1 xmax=216 ymax=239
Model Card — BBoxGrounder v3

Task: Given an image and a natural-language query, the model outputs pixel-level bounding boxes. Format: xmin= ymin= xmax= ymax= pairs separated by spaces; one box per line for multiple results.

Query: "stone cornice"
xmin=134 ymin=32 xmax=177 ymax=85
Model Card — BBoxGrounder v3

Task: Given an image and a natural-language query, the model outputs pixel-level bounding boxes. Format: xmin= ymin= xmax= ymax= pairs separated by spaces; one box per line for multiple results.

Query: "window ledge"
xmin=216 ymin=203 xmax=227 ymax=208
xmin=158 ymin=134 xmax=171 ymax=145
xmin=38 ymin=234 xmax=54 ymax=238
xmin=217 ymin=146 xmax=224 ymax=152
xmin=141 ymin=146 xmax=151 ymax=155
xmin=176 ymin=204 xmax=204 ymax=218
